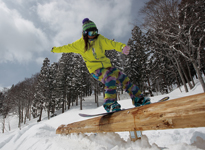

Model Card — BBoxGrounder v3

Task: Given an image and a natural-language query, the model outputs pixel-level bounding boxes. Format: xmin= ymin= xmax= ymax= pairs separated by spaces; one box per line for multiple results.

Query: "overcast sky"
xmin=0 ymin=0 xmax=148 ymax=88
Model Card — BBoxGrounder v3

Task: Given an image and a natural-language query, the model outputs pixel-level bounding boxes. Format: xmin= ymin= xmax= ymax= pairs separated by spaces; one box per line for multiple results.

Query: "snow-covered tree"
xmin=125 ymin=26 xmax=151 ymax=93
xmin=49 ymin=62 xmax=58 ymax=117
xmin=140 ymin=0 xmax=205 ymax=92
xmin=34 ymin=58 xmax=51 ymax=121
xmin=178 ymin=0 xmax=205 ymax=91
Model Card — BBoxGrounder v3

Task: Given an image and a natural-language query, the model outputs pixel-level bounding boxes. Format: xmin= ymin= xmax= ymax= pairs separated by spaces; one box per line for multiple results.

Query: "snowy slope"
xmin=0 ymin=79 xmax=205 ymax=150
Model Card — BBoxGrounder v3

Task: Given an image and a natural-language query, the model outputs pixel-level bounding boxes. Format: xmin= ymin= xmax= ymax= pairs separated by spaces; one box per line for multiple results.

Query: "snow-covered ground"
xmin=0 ymin=79 xmax=205 ymax=150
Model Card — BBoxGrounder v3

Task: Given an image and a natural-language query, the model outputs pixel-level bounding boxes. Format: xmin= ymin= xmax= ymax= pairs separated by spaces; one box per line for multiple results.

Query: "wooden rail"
xmin=56 ymin=93 xmax=205 ymax=134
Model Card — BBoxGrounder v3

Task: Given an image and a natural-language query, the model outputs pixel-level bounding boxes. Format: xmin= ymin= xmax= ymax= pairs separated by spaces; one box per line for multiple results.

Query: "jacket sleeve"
xmin=100 ymin=35 xmax=126 ymax=53
xmin=52 ymin=38 xmax=84 ymax=54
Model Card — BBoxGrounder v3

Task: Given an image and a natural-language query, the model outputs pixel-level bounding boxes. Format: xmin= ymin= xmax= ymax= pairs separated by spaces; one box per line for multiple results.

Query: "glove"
xmin=51 ymin=47 xmax=55 ymax=53
xmin=122 ymin=46 xmax=130 ymax=55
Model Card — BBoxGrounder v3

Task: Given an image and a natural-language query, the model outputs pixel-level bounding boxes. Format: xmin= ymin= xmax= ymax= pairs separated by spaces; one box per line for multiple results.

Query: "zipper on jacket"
xmin=101 ymin=62 xmax=104 ymax=68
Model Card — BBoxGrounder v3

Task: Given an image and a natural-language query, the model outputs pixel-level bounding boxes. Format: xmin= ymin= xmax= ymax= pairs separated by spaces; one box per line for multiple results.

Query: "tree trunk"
xmin=147 ymin=77 xmax=153 ymax=96
xmin=192 ymin=62 xmax=205 ymax=92
xmin=21 ymin=105 xmax=23 ymax=123
xmin=72 ymin=96 xmax=74 ymax=106
xmin=174 ymin=57 xmax=188 ymax=92
xmin=80 ymin=95 xmax=82 ymax=110
xmin=94 ymin=89 xmax=97 ymax=103
xmin=186 ymin=61 xmax=195 ymax=87
xmin=180 ymin=61 xmax=193 ymax=89
xmin=96 ymin=91 xmax=99 ymax=107
xmin=61 ymin=97 xmax=65 ymax=113
xmin=67 ymin=93 xmax=70 ymax=110
xmin=18 ymin=100 xmax=21 ymax=129
xmin=47 ymin=104 xmax=50 ymax=120
xmin=29 ymin=105 xmax=31 ymax=121
xmin=24 ymin=112 xmax=27 ymax=124
xmin=76 ymin=97 xmax=78 ymax=106
xmin=38 ymin=107 xmax=43 ymax=122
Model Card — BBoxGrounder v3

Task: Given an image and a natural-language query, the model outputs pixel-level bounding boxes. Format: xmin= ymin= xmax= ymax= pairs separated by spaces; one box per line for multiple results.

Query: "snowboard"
xmin=79 ymin=96 xmax=169 ymax=117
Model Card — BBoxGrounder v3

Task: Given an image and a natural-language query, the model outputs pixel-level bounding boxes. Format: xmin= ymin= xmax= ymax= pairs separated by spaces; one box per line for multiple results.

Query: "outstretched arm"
xmin=51 ymin=38 xmax=84 ymax=54
xmin=100 ymin=35 xmax=130 ymax=55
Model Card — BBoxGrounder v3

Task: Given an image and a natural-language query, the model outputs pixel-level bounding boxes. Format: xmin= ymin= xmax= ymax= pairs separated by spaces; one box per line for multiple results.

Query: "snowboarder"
xmin=51 ymin=18 xmax=151 ymax=112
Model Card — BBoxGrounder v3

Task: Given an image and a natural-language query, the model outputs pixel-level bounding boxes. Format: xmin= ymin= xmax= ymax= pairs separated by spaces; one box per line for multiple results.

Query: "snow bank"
xmin=0 ymin=123 xmax=161 ymax=150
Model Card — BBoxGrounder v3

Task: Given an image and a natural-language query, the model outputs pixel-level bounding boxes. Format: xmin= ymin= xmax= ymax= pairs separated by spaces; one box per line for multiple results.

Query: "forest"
xmin=0 ymin=0 xmax=204 ymax=132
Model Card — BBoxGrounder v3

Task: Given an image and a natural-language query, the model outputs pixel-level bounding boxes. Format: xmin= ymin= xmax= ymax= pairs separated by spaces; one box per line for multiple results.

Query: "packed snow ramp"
xmin=56 ymin=93 xmax=205 ymax=134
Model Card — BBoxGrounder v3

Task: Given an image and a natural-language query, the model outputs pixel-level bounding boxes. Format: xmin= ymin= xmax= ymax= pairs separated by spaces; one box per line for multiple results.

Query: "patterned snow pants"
xmin=91 ymin=67 xmax=142 ymax=106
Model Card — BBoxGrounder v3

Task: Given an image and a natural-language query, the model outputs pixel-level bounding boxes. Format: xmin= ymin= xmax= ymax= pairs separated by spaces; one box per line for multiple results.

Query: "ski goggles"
xmin=88 ymin=30 xmax=98 ymax=36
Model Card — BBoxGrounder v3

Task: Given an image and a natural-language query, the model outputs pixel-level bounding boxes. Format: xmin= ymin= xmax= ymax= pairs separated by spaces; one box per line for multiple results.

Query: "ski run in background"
xmin=0 ymin=78 xmax=205 ymax=150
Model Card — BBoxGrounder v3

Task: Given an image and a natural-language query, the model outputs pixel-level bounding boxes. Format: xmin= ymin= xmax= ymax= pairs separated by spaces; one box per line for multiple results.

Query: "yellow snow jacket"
xmin=52 ymin=34 xmax=126 ymax=73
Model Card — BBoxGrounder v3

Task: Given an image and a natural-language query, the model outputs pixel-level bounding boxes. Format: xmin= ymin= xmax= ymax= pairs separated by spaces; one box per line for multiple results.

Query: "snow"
xmin=0 ymin=86 xmax=10 ymax=92
xmin=0 ymin=87 xmax=4 ymax=92
xmin=0 ymin=79 xmax=205 ymax=150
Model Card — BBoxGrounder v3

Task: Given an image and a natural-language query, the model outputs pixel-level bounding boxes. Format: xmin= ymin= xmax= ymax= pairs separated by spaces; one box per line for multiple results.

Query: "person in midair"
xmin=51 ymin=18 xmax=150 ymax=112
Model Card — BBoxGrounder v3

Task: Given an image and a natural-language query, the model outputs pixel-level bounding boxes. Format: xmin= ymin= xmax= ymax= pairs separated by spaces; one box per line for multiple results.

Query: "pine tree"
xmin=55 ymin=54 xmax=70 ymax=113
xmin=34 ymin=58 xmax=51 ymax=121
xmin=124 ymin=26 xmax=150 ymax=92
xmin=49 ymin=62 xmax=58 ymax=117
xmin=65 ymin=53 xmax=75 ymax=110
